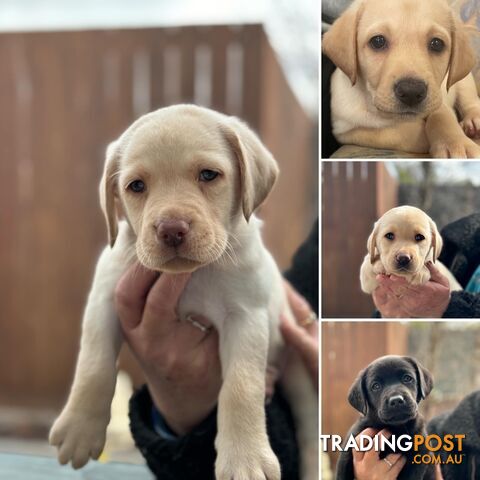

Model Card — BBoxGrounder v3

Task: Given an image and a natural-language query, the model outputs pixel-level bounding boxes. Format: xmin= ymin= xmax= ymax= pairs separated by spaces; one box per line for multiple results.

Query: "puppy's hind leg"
xmin=281 ymin=348 xmax=318 ymax=480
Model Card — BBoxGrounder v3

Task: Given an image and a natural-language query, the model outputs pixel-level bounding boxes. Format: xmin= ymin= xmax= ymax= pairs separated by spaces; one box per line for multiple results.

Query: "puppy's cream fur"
xmin=360 ymin=206 xmax=462 ymax=294
xmin=49 ymin=105 xmax=318 ymax=480
xmin=323 ymin=0 xmax=480 ymax=158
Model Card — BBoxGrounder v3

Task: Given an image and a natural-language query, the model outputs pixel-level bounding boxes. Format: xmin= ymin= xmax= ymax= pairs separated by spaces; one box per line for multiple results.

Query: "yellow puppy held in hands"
xmin=360 ymin=206 xmax=462 ymax=294
xmin=323 ymin=0 xmax=480 ymax=158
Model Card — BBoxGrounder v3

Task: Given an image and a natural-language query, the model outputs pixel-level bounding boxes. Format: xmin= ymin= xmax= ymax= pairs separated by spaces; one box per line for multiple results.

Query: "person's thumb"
xmin=426 ymin=262 xmax=450 ymax=288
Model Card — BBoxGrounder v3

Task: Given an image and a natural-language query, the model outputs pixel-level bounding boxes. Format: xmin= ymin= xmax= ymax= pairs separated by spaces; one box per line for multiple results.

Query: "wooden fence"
xmin=322 ymin=321 xmax=408 ymax=470
xmin=0 ymin=25 xmax=315 ymax=413
xmin=322 ymin=161 xmax=398 ymax=318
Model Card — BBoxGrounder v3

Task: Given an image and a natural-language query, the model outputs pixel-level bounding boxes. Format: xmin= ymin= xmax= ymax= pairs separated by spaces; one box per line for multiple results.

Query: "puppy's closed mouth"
xmin=375 ymin=105 xmax=423 ymax=118
xmin=162 ymin=256 xmax=203 ymax=272
xmin=379 ymin=409 xmax=417 ymax=425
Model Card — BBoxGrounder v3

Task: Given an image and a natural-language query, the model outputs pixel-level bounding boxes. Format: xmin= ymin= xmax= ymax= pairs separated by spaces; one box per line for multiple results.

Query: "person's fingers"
xmin=142 ymin=273 xmax=191 ymax=333
xmin=352 ymin=428 xmax=379 ymax=462
xmin=435 ymin=464 xmax=444 ymax=480
xmin=426 ymin=262 xmax=450 ymax=288
xmin=280 ymin=316 xmax=318 ymax=389
xmin=384 ymin=453 xmax=403 ymax=467
xmin=284 ymin=281 xmax=313 ymax=325
xmin=115 ymin=262 xmax=159 ymax=331
xmin=170 ymin=315 xmax=215 ymax=350
xmin=372 ymin=285 xmax=388 ymax=305
xmin=388 ymin=455 xmax=407 ymax=477
xmin=377 ymin=428 xmax=392 ymax=440
xmin=389 ymin=275 xmax=408 ymax=285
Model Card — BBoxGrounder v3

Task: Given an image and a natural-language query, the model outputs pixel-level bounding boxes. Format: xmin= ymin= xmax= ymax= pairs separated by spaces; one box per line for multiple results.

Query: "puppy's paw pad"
xmin=215 ymin=446 xmax=281 ymax=480
xmin=49 ymin=410 xmax=108 ymax=469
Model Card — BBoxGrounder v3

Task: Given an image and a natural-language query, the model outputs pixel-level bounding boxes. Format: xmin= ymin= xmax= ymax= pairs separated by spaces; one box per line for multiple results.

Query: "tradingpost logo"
xmin=321 ymin=434 xmax=466 ymax=465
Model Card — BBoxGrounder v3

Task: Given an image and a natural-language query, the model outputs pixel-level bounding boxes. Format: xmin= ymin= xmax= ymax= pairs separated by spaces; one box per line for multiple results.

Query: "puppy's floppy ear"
xmin=428 ymin=218 xmax=443 ymax=263
xmin=99 ymin=140 xmax=121 ymax=247
xmin=322 ymin=1 xmax=364 ymax=85
xmin=447 ymin=17 xmax=476 ymax=90
xmin=348 ymin=368 xmax=369 ymax=415
xmin=221 ymin=118 xmax=279 ymax=221
xmin=404 ymin=357 xmax=433 ymax=402
xmin=367 ymin=221 xmax=379 ymax=264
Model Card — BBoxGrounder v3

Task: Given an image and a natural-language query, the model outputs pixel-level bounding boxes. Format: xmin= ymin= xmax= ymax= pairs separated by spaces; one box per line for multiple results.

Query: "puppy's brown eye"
xmin=403 ymin=374 xmax=414 ymax=383
xmin=385 ymin=232 xmax=395 ymax=240
xmin=429 ymin=37 xmax=445 ymax=53
xmin=371 ymin=382 xmax=381 ymax=391
xmin=369 ymin=35 xmax=387 ymax=50
xmin=199 ymin=169 xmax=219 ymax=182
xmin=415 ymin=234 xmax=425 ymax=241
xmin=128 ymin=180 xmax=145 ymax=193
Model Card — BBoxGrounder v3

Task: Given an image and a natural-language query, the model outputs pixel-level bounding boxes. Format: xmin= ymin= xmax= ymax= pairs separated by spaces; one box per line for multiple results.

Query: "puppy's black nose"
xmin=389 ymin=395 xmax=405 ymax=408
xmin=394 ymin=78 xmax=427 ymax=107
xmin=156 ymin=219 xmax=190 ymax=247
xmin=396 ymin=253 xmax=411 ymax=267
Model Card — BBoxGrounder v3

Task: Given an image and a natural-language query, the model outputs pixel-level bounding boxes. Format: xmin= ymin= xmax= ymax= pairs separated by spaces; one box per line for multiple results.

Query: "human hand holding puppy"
xmin=353 ymin=429 xmax=406 ymax=480
xmin=116 ymin=263 xmax=318 ymax=435
xmin=373 ymin=262 xmax=451 ymax=318
xmin=116 ymin=264 xmax=222 ymax=435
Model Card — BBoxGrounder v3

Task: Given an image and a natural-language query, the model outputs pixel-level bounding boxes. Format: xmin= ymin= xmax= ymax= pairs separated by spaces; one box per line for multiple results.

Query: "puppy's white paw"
xmin=215 ymin=440 xmax=281 ymax=480
xmin=430 ymin=136 xmax=480 ymax=158
xmin=49 ymin=409 xmax=109 ymax=469
xmin=460 ymin=108 xmax=480 ymax=139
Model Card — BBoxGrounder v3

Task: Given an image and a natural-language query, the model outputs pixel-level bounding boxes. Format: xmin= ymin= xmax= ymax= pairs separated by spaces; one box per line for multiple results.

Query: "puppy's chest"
xmin=176 ymin=265 xmax=273 ymax=331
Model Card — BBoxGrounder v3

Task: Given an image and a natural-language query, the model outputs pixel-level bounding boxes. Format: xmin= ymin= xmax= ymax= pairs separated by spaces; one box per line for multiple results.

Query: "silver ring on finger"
xmin=383 ymin=458 xmax=393 ymax=468
xmin=300 ymin=311 xmax=317 ymax=328
xmin=184 ymin=314 xmax=212 ymax=334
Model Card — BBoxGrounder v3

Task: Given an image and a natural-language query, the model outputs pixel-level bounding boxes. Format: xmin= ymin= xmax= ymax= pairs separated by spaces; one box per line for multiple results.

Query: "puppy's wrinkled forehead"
xmin=360 ymin=0 xmax=452 ymax=34
xmin=380 ymin=208 xmax=429 ymax=232
xmin=368 ymin=357 xmax=415 ymax=381
xmin=120 ymin=111 xmax=230 ymax=173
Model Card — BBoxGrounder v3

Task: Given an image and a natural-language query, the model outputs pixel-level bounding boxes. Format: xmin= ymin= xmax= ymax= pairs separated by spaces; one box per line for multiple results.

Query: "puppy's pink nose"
xmin=156 ymin=219 xmax=190 ymax=248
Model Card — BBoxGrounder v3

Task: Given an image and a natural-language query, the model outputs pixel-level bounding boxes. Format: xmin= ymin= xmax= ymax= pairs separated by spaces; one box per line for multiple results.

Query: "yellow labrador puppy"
xmin=48 ymin=105 xmax=318 ymax=480
xmin=323 ymin=0 xmax=480 ymax=158
xmin=360 ymin=206 xmax=462 ymax=294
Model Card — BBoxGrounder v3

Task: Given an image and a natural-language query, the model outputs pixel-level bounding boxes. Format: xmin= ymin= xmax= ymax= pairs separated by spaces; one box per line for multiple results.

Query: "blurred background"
xmin=322 ymin=161 xmax=480 ymax=318
xmin=0 ymin=0 xmax=318 ymax=473
xmin=322 ymin=321 xmax=480 ymax=478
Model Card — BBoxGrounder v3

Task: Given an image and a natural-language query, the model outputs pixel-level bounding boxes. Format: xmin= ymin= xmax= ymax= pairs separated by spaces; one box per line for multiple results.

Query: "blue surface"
xmin=0 ymin=452 xmax=154 ymax=479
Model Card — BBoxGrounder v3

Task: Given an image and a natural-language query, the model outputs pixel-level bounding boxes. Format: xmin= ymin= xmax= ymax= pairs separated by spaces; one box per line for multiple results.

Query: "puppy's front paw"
xmin=215 ymin=439 xmax=281 ymax=480
xmin=430 ymin=135 xmax=480 ymax=158
xmin=460 ymin=108 xmax=480 ymax=139
xmin=49 ymin=409 xmax=109 ymax=469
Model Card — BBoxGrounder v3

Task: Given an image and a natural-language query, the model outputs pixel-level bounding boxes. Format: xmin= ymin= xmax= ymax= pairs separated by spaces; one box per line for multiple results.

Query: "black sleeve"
xmin=129 ymin=385 xmax=300 ymax=480
xmin=284 ymin=219 xmax=319 ymax=314
xmin=442 ymin=291 xmax=480 ymax=318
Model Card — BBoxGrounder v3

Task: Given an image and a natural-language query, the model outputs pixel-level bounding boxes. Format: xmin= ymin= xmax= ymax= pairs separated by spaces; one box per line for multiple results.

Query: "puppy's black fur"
xmin=428 ymin=390 xmax=480 ymax=480
xmin=336 ymin=356 xmax=435 ymax=480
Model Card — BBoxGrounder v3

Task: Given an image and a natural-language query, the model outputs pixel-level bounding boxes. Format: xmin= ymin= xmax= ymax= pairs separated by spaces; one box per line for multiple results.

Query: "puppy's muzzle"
xmin=156 ymin=219 xmax=190 ymax=248
xmin=395 ymin=253 xmax=411 ymax=269
xmin=394 ymin=77 xmax=427 ymax=108
xmin=388 ymin=395 xmax=405 ymax=408
xmin=381 ymin=392 xmax=417 ymax=423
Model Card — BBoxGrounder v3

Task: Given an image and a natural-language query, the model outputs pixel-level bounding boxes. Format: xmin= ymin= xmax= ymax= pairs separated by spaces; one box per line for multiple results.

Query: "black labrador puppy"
xmin=428 ymin=390 xmax=480 ymax=480
xmin=336 ymin=355 xmax=435 ymax=480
